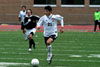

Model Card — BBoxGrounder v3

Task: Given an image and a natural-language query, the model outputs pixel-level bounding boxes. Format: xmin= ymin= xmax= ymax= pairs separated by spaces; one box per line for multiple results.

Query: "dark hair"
xmin=27 ymin=9 xmax=32 ymax=14
xmin=22 ymin=5 xmax=26 ymax=9
xmin=44 ymin=6 xmax=52 ymax=12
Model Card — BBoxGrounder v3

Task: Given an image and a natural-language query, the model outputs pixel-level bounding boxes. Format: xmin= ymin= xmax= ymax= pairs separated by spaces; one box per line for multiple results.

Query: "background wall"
xmin=0 ymin=0 xmax=97 ymax=25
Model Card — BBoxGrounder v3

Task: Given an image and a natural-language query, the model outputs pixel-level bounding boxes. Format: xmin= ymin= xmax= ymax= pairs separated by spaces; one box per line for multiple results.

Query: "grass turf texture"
xmin=0 ymin=31 xmax=100 ymax=67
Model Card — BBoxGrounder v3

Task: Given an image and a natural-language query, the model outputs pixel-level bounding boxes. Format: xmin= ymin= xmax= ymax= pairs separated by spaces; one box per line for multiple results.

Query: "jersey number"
xmin=48 ymin=23 xmax=52 ymax=26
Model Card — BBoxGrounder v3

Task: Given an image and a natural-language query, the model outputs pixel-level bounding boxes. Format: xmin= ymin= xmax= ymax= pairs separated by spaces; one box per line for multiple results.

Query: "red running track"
xmin=0 ymin=25 xmax=99 ymax=32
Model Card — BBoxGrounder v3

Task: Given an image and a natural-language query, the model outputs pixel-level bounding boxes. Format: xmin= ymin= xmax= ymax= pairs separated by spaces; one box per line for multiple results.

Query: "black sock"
xmin=32 ymin=39 xmax=36 ymax=48
xmin=29 ymin=39 xmax=36 ymax=48
xmin=29 ymin=39 xmax=33 ymax=48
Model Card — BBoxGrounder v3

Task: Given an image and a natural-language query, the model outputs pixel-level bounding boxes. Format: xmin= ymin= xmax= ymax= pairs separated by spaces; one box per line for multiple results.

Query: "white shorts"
xmin=24 ymin=28 xmax=36 ymax=40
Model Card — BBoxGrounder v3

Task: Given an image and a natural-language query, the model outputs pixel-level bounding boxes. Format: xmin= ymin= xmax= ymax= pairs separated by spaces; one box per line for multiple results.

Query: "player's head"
xmin=22 ymin=5 xmax=26 ymax=11
xmin=27 ymin=9 xmax=32 ymax=16
xmin=44 ymin=6 xmax=52 ymax=16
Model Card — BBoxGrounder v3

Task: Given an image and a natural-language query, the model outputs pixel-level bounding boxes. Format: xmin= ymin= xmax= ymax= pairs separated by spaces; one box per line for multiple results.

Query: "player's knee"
xmin=47 ymin=41 xmax=51 ymax=45
xmin=29 ymin=35 xmax=33 ymax=39
xmin=47 ymin=38 xmax=53 ymax=45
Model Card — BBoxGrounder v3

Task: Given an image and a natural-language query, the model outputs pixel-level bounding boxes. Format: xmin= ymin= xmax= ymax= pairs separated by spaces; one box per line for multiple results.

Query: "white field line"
xmin=69 ymin=54 xmax=100 ymax=58
xmin=0 ymin=51 xmax=100 ymax=58
xmin=87 ymin=54 xmax=100 ymax=58
xmin=0 ymin=58 xmax=32 ymax=60
xmin=0 ymin=39 xmax=68 ymax=44
xmin=0 ymin=42 xmax=100 ymax=46
xmin=0 ymin=52 xmax=71 ymax=56
xmin=0 ymin=37 xmax=43 ymax=39
xmin=1 ymin=45 xmax=100 ymax=49
xmin=0 ymin=48 xmax=100 ymax=53
xmin=0 ymin=66 xmax=6 ymax=67
xmin=0 ymin=62 xmax=70 ymax=67
xmin=0 ymin=58 xmax=100 ymax=63
xmin=0 ymin=42 xmax=100 ymax=47
xmin=69 ymin=55 xmax=82 ymax=58
xmin=0 ymin=42 xmax=27 ymax=44
xmin=0 ymin=42 xmax=68 ymax=44
xmin=0 ymin=52 xmax=30 ymax=55
xmin=54 ymin=59 xmax=100 ymax=63
xmin=0 ymin=45 xmax=100 ymax=49
xmin=0 ymin=62 xmax=30 ymax=67
xmin=0 ymin=33 xmax=21 ymax=35
xmin=0 ymin=42 xmax=32 ymax=43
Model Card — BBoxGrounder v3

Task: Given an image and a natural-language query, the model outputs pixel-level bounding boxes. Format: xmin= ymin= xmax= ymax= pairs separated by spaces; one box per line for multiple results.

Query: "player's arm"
xmin=23 ymin=17 xmax=27 ymax=33
xmin=54 ymin=15 xmax=64 ymax=33
xmin=59 ymin=18 xmax=64 ymax=33
xmin=23 ymin=28 xmax=26 ymax=34
xmin=18 ymin=12 xmax=22 ymax=22
xmin=19 ymin=17 xmax=21 ymax=22
xmin=36 ymin=18 xmax=43 ymax=30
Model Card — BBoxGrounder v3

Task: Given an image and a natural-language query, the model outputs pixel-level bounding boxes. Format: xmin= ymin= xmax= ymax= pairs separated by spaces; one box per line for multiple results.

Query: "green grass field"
xmin=0 ymin=31 xmax=100 ymax=67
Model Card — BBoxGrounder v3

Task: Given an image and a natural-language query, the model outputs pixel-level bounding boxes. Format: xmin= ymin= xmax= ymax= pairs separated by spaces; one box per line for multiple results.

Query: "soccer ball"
xmin=31 ymin=59 xmax=39 ymax=66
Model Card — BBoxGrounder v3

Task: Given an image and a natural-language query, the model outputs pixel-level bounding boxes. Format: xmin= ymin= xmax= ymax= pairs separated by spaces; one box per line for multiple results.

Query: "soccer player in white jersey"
xmin=18 ymin=6 xmax=27 ymax=33
xmin=37 ymin=6 xmax=64 ymax=64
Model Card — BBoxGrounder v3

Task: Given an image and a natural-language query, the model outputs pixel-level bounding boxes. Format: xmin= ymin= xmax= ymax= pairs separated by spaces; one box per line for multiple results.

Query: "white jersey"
xmin=19 ymin=10 xmax=26 ymax=22
xmin=37 ymin=14 xmax=64 ymax=37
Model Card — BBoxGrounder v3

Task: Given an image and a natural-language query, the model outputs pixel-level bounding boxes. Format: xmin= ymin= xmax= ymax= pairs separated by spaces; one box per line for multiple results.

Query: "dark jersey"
xmin=24 ymin=15 xmax=39 ymax=29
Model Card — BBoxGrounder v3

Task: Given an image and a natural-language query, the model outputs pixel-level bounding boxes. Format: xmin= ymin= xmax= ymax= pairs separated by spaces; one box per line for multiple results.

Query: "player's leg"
xmin=47 ymin=38 xmax=53 ymax=45
xmin=46 ymin=35 xmax=57 ymax=55
xmin=44 ymin=37 xmax=52 ymax=58
xmin=47 ymin=38 xmax=53 ymax=56
xmin=98 ymin=23 xmax=100 ymax=31
xmin=21 ymin=22 xmax=25 ymax=34
xmin=29 ymin=32 xmax=36 ymax=50
xmin=46 ymin=35 xmax=57 ymax=64
xmin=44 ymin=37 xmax=49 ymax=47
xmin=28 ymin=33 xmax=33 ymax=51
xmin=94 ymin=20 xmax=97 ymax=32
xmin=46 ymin=38 xmax=54 ymax=64
xmin=28 ymin=28 xmax=36 ymax=51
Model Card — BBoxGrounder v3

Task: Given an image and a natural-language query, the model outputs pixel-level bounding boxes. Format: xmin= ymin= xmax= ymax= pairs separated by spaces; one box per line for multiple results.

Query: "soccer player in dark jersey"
xmin=23 ymin=9 xmax=39 ymax=51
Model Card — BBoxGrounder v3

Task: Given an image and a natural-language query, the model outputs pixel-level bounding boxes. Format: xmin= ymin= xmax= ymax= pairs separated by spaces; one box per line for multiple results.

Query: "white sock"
xmin=24 ymin=34 xmax=28 ymax=40
xmin=47 ymin=45 xmax=52 ymax=56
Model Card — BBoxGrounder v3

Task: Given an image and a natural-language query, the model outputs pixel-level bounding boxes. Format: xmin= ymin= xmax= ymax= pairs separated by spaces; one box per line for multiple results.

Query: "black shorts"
xmin=21 ymin=22 xmax=24 ymax=30
xmin=44 ymin=35 xmax=57 ymax=45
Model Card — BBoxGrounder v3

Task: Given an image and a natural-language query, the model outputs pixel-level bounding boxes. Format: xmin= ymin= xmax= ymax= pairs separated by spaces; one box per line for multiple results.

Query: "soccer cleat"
xmin=28 ymin=48 xmax=32 ymax=52
xmin=47 ymin=55 xmax=50 ymax=61
xmin=47 ymin=54 xmax=54 ymax=64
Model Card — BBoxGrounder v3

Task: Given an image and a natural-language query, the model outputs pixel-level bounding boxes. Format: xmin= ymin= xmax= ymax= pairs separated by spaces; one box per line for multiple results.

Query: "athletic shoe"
xmin=47 ymin=54 xmax=54 ymax=64
xmin=28 ymin=48 xmax=32 ymax=52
